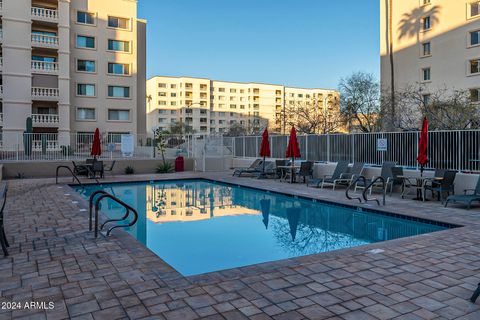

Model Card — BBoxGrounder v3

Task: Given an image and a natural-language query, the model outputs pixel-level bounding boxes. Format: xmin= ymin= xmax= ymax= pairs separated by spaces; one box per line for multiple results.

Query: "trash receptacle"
xmin=175 ymin=156 xmax=184 ymax=172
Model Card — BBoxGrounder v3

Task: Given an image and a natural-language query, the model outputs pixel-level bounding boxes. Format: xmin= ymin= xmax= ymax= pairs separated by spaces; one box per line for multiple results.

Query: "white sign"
xmin=121 ymin=134 xmax=134 ymax=157
xmin=377 ymin=138 xmax=388 ymax=152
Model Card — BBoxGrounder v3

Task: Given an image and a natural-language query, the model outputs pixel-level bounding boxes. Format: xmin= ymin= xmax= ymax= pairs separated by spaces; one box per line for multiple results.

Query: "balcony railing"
xmin=0 ymin=85 xmax=3 ymax=99
xmin=31 ymin=34 xmax=59 ymax=48
xmin=32 ymin=140 xmax=60 ymax=151
xmin=31 ymin=60 xmax=59 ymax=74
xmin=31 ymin=114 xmax=60 ymax=126
xmin=31 ymin=7 xmax=59 ymax=22
xmin=32 ymin=87 xmax=59 ymax=100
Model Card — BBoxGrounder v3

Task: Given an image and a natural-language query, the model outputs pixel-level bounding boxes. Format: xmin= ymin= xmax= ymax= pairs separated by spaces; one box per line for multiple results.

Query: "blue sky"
xmin=138 ymin=0 xmax=379 ymax=89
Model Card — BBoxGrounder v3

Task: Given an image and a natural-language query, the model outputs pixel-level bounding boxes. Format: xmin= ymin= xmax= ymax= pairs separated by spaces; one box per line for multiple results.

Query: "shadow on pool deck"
xmin=1 ymin=171 xmax=480 ymax=319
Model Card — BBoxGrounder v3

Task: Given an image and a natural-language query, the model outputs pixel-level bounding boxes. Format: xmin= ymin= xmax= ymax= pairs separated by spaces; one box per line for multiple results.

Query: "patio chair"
xmin=92 ymin=161 xmax=104 ymax=179
xmin=0 ymin=182 xmax=9 ymax=256
xmin=389 ymin=166 xmax=405 ymax=195
xmin=307 ymin=161 xmax=349 ymax=188
xmin=355 ymin=161 xmax=396 ymax=195
xmin=103 ymin=161 xmax=116 ymax=177
xmin=295 ymin=161 xmax=314 ymax=183
xmin=275 ymin=159 xmax=288 ymax=179
xmin=254 ymin=162 xmax=276 ymax=178
xmin=424 ymin=170 xmax=457 ymax=203
xmin=325 ymin=162 xmax=365 ymax=190
xmin=445 ymin=176 xmax=480 ymax=209
xmin=72 ymin=161 xmax=91 ymax=177
xmin=233 ymin=159 xmax=263 ymax=177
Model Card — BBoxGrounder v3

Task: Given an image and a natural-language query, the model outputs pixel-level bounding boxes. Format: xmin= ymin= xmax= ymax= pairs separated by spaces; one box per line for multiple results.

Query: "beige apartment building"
xmin=380 ymin=0 xmax=480 ymax=104
xmin=1 ymin=0 xmax=146 ymax=149
xmin=147 ymin=76 xmax=340 ymax=135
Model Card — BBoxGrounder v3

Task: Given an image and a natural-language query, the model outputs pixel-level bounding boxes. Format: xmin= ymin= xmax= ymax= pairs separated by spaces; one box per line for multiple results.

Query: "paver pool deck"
xmin=1 ymin=171 xmax=480 ymax=320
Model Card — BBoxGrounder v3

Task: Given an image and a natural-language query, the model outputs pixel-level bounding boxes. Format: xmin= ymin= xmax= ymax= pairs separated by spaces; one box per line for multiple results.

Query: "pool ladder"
xmin=89 ymin=190 xmax=139 ymax=238
xmin=346 ymin=176 xmax=386 ymax=206
xmin=55 ymin=165 xmax=101 ymax=187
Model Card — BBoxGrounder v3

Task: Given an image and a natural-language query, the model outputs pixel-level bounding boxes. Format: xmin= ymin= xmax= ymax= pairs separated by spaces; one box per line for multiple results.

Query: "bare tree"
xmin=339 ymin=72 xmax=381 ymax=132
xmin=386 ymin=86 xmax=480 ymax=130
xmin=283 ymin=97 xmax=345 ymax=134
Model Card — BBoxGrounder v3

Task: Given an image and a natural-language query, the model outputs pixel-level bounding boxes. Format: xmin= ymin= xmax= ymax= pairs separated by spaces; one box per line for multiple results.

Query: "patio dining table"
xmin=399 ymin=175 xmax=443 ymax=202
xmin=277 ymin=165 xmax=301 ymax=183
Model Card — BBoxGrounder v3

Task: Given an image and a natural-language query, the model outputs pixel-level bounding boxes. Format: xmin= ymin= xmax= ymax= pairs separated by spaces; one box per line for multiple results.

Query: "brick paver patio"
xmin=1 ymin=172 xmax=480 ymax=319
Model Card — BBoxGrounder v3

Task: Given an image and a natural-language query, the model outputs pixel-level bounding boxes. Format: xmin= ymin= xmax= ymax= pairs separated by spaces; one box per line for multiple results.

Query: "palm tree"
xmin=388 ymin=0 xmax=395 ymax=129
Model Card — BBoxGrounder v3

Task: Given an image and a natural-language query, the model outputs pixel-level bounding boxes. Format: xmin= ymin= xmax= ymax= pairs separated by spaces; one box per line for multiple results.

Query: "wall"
xmin=1 ymin=158 xmax=195 ymax=179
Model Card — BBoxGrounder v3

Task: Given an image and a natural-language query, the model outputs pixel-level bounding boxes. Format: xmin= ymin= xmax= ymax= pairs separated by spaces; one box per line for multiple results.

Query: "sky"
xmin=138 ymin=0 xmax=380 ymax=90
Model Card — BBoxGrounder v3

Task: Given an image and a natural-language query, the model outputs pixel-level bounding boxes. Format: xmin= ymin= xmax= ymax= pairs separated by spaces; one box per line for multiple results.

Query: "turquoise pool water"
xmin=76 ymin=179 xmax=450 ymax=276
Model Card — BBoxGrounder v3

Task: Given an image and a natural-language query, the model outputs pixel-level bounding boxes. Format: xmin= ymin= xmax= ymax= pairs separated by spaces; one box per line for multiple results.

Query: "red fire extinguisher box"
xmin=175 ymin=156 xmax=184 ymax=172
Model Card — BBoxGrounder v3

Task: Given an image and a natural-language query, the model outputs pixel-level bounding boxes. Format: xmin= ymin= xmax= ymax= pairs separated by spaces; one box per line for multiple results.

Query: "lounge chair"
xmin=327 ymin=162 xmax=365 ymax=190
xmin=307 ymin=161 xmax=349 ymax=188
xmin=445 ymin=176 xmax=480 ymax=209
xmin=355 ymin=161 xmax=396 ymax=195
xmin=103 ymin=161 xmax=116 ymax=177
xmin=0 ymin=182 xmax=9 ymax=256
xmin=233 ymin=159 xmax=263 ymax=177
xmin=425 ymin=170 xmax=457 ymax=202
xmin=254 ymin=162 xmax=276 ymax=178
xmin=294 ymin=161 xmax=314 ymax=183
xmin=72 ymin=161 xmax=91 ymax=177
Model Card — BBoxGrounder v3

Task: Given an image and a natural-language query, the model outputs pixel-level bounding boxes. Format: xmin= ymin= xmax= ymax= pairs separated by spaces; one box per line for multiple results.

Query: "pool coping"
xmin=67 ymin=175 xmax=471 ymax=284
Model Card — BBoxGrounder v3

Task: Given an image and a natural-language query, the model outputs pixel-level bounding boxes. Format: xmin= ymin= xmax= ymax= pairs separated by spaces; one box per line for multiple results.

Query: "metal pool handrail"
xmin=346 ymin=176 xmax=386 ymax=206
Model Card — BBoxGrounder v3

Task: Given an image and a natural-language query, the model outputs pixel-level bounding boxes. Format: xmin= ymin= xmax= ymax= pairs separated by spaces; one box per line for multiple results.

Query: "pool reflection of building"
xmin=146 ymin=184 xmax=259 ymax=223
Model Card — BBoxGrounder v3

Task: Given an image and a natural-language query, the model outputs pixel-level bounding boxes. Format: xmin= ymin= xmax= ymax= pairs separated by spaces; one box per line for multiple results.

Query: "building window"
xmin=171 ymin=101 xmax=177 ymax=106
xmin=108 ymin=40 xmax=130 ymax=52
xmin=108 ymin=16 xmax=129 ymax=29
xmin=77 ymin=84 xmax=95 ymax=96
xmin=77 ymin=11 xmax=95 ymax=25
xmin=159 ymin=83 xmax=167 ymax=88
xmin=470 ymin=30 xmax=480 ymax=46
xmin=108 ymin=109 xmax=130 ymax=121
xmin=76 ymin=35 xmax=95 ymax=49
xmin=471 ymin=59 xmax=480 ymax=74
xmin=77 ymin=60 xmax=96 ymax=72
xmin=230 ymin=104 xmax=237 ymax=109
xmin=422 ymin=0 xmax=431 ymax=5
xmin=470 ymin=1 xmax=480 ymax=18
xmin=159 ymin=92 xmax=166 ymax=97
xmin=108 ymin=86 xmax=130 ymax=98
xmin=76 ymin=108 xmax=95 ymax=120
xmin=422 ymin=42 xmax=431 ymax=56
xmin=171 ymin=93 xmax=177 ymax=97
xmin=159 ymin=101 xmax=167 ymax=105
xmin=171 ymin=84 xmax=177 ymax=89
xmin=422 ymin=94 xmax=431 ymax=106
xmin=108 ymin=132 xmax=129 ymax=143
xmin=218 ymin=88 xmax=225 ymax=92
xmin=471 ymin=88 xmax=480 ymax=102
xmin=422 ymin=67 xmax=431 ymax=81
xmin=108 ymin=63 xmax=130 ymax=75
xmin=423 ymin=16 xmax=431 ymax=30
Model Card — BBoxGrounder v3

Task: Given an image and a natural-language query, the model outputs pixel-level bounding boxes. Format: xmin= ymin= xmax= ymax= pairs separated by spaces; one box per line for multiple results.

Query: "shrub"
xmin=125 ymin=166 xmax=135 ymax=175
xmin=156 ymin=162 xmax=174 ymax=174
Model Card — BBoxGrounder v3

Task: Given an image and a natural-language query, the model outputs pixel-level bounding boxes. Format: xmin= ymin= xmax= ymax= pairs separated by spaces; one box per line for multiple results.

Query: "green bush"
xmin=156 ymin=162 xmax=174 ymax=174
xmin=125 ymin=166 xmax=135 ymax=175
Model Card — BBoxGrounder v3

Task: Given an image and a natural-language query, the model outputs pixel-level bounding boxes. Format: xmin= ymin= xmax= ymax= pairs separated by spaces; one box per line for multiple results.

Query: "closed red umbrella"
xmin=417 ymin=117 xmax=429 ymax=176
xmin=285 ymin=127 xmax=301 ymax=183
xmin=91 ymin=128 xmax=102 ymax=158
xmin=259 ymin=128 xmax=271 ymax=176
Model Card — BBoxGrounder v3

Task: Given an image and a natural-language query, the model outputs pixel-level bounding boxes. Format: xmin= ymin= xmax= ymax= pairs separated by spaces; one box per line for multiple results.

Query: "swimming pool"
xmin=76 ymin=179 xmax=452 ymax=276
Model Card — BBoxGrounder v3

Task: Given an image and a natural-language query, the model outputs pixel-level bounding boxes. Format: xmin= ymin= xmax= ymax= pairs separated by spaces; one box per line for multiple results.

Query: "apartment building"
xmin=1 ymin=0 xmax=146 ymax=149
xmin=380 ymin=0 xmax=480 ymax=104
xmin=147 ymin=76 xmax=340 ymax=135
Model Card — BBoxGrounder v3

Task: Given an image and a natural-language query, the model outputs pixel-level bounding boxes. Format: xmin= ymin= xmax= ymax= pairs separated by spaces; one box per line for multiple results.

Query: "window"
xmin=32 ymin=56 xmax=56 ymax=63
xmin=108 ymin=63 xmax=130 ymax=75
xmin=470 ymin=88 xmax=480 ymax=102
xmin=218 ymin=96 xmax=225 ymax=101
xmin=159 ymin=101 xmax=167 ymax=105
xmin=171 ymin=93 xmax=177 ymax=97
xmin=470 ymin=1 xmax=480 ymax=18
xmin=76 ymin=35 xmax=95 ymax=49
xmin=77 ymin=84 xmax=95 ymax=96
xmin=159 ymin=83 xmax=167 ymax=88
xmin=230 ymin=104 xmax=237 ymax=109
xmin=422 ymin=67 xmax=431 ymax=81
xmin=422 ymin=94 xmax=431 ymax=106
xmin=77 ymin=60 xmax=96 ymax=72
xmin=159 ymin=92 xmax=166 ymax=97
xmin=76 ymin=108 xmax=95 ymax=120
xmin=471 ymin=59 xmax=480 ymax=74
xmin=422 ymin=0 xmax=431 ymax=5
xmin=159 ymin=110 xmax=167 ymax=114
xmin=108 ymin=40 xmax=130 ymax=52
xmin=423 ymin=16 xmax=431 ymax=30
xmin=108 ymin=132 xmax=129 ymax=143
xmin=171 ymin=110 xmax=176 ymax=115
xmin=230 ymin=89 xmax=236 ymax=93
xmin=108 ymin=16 xmax=129 ymax=29
xmin=108 ymin=86 xmax=130 ymax=98
xmin=218 ymin=88 xmax=225 ymax=92
xmin=77 ymin=11 xmax=95 ymax=25
xmin=171 ymin=84 xmax=177 ymax=89
xmin=422 ymin=42 xmax=431 ymax=56
xmin=470 ymin=30 xmax=480 ymax=46
xmin=171 ymin=101 xmax=177 ymax=106
xmin=218 ymin=104 xmax=225 ymax=108
xmin=108 ymin=110 xmax=130 ymax=121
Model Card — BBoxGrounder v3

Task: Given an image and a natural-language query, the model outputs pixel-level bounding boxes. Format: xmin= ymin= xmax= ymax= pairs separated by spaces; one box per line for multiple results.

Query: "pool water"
xmin=77 ymin=179 xmax=449 ymax=276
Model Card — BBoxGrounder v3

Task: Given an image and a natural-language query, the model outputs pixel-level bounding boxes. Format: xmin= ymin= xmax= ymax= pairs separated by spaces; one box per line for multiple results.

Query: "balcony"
xmin=31 ymin=61 xmax=59 ymax=74
xmin=0 ymin=85 xmax=3 ymax=99
xmin=0 ymin=113 xmax=3 ymax=124
xmin=32 ymin=87 xmax=59 ymax=101
xmin=0 ymin=57 xmax=3 ymax=71
xmin=31 ymin=34 xmax=59 ymax=49
xmin=32 ymin=140 xmax=60 ymax=151
xmin=31 ymin=7 xmax=59 ymax=23
xmin=0 ymin=29 xmax=3 ymax=43
xmin=31 ymin=114 xmax=60 ymax=127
